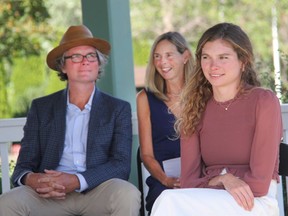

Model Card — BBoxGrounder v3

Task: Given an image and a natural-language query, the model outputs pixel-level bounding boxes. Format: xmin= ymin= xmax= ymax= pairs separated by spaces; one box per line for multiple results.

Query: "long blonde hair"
xmin=145 ymin=32 xmax=194 ymax=101
xmin=175 ymin=23 xmax=261 ymax=136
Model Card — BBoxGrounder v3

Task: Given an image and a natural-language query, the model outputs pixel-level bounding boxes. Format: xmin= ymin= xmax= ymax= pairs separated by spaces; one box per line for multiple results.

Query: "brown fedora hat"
xmin=46 ymin=25 xmax=111 ymax=71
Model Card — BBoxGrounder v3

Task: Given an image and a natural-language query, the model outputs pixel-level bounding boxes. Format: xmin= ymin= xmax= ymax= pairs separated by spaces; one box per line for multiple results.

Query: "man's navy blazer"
xmin=12 ymin=87 xmax=133 ymax=192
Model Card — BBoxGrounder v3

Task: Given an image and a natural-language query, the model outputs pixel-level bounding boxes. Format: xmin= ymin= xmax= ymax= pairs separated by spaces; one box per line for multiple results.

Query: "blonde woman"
xmin=137 ymin=31 xmax=194 ymax=214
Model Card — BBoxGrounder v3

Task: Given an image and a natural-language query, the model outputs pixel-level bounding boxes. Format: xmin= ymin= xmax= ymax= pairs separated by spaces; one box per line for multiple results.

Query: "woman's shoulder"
xmin=136 ymin=88 xmax=148 ymax=102
xmin=247 ymin=87 xmax=280 ymax=108
xmin=137 ymin=88 xmax=162 ymax=102
xmin=249 ymin=87 xmax=278 ymax=100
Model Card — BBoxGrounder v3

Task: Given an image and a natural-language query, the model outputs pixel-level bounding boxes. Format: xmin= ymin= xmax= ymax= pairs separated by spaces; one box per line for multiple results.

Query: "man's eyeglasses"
xmin=64 ymin=53 xmax=98 ymax=63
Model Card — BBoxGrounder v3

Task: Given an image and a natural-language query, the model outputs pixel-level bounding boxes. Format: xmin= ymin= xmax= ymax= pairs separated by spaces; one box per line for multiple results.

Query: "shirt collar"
xmin=66 ymin=86 xmax=95 ymax=111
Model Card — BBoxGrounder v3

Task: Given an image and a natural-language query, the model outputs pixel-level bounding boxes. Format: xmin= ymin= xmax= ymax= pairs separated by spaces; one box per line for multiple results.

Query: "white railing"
xmin=0 ymin=117 xmax=26 ymax=193
xmin=281 ymin=104 xmax=288 ymax=141
xmin=0 ymin=106 xmax=287 ymax=214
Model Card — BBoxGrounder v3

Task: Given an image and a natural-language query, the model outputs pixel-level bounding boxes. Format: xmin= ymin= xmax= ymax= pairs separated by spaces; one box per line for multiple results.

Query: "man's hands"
xmin=209 ymin=173 xmax=254 ymax=211
xmin=24 ymin=170 xmax=80 ymax=199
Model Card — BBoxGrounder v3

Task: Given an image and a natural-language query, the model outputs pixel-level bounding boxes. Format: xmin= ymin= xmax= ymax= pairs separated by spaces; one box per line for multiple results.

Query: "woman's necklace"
xmin=214 ymin=87 xmax=244 ymax=111
xmin=214 ymin=96 xmax=237 ymax=111
xmin=166 ymin=92 xmax=181 ymax=117
xmin=167 ymin=92 xmax=181 ymax=98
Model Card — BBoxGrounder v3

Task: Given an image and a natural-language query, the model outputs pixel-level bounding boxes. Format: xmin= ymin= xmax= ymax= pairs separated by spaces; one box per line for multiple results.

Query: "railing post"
xmin=0 ymin=142 xmax=10 ymax=193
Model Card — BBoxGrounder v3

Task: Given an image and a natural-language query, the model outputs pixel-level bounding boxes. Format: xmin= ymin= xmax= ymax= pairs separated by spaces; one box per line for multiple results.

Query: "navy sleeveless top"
xmin=146 ymin=90 xmax=180 ymax=166
xmin=144 ymin=90 xmax=180 ymax=212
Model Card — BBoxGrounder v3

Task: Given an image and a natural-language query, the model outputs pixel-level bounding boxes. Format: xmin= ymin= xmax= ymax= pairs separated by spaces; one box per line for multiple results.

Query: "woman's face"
xmin=200 ymin=39 xmax=243 ymax=90
xmin=153 ymin=40 xmax=188 ymax=82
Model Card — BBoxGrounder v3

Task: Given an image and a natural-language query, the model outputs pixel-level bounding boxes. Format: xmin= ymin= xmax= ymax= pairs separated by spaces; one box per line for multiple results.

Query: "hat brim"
xmin=46 ymin=38 xmax=111 ymax=71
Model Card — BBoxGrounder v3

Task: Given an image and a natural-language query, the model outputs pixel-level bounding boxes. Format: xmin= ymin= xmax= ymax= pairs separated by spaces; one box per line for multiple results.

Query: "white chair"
xmin=137 ymin=148 xmax=150 ymax=216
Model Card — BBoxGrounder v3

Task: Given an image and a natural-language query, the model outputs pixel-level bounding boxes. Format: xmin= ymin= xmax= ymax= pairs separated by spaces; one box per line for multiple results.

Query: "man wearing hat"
xmin=0 ymin=25 xmax=141 ymax=216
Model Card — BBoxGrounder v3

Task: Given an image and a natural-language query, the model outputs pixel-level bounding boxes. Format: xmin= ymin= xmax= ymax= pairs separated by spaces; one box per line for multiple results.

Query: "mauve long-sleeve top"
xmin=180 ymin=87 xmax=283 ymax=197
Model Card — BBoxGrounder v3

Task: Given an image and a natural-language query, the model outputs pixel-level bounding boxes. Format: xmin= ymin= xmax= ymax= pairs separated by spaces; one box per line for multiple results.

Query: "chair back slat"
xmin=279 ymin=142 xmax=288 ymax=216
xmin=279 ymin=142 xmax=288 ymax=176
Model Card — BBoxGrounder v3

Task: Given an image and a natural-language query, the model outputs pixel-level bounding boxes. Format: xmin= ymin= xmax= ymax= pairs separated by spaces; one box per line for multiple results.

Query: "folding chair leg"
xmin=282 ymin=175 xmax=288 ymax=216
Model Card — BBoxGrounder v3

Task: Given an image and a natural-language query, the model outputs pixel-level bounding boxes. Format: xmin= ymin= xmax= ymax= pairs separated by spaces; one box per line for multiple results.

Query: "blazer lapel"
xmin=86 ymin=88 xmax=108 ymax=158
xmin=53 ymin=89 xmax=67 ymax=159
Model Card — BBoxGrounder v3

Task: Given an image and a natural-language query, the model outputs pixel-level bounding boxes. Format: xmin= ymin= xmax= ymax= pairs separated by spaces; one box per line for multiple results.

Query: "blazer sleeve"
xmin=11 ymin=100 xmax=39 ymax=185
xmin=12 ymin=91 xmax=66 ymax=186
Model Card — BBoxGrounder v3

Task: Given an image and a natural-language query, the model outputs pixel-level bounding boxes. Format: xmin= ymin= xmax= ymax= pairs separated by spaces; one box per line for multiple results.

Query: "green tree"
xmin=1 ymin=1 xmax=82 ymax=118
xmin=0 ymin=0 xmax=52 ymax=118
xmin=130 ymin=0 xmax=288 ymax=102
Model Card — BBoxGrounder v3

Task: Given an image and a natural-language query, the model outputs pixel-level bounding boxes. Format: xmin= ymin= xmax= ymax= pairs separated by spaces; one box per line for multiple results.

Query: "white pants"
xmin=151 ymin=180 xmax=279 ymax=216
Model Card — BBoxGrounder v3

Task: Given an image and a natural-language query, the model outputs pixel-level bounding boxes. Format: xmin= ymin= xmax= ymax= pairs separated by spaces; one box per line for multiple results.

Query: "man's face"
xmin=62 ymin=45 xmax=99 ymax=85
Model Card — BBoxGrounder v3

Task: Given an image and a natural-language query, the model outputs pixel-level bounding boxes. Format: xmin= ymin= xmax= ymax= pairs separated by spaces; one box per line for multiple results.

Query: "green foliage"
xmin=0 ymin=0 xmax=80 ymax=118
xmin=45 ymin=71 xmax=66 ymax=95
xmin=280 ymin=52 xmax=288 ymax=102
xmin=9 ymin=56 xmax=47 ymax=117
xmin=0 ymin=63 xmax=10 ymax=117
xmin=130 ymin=0 xmax=288 ymax=102
xmin=1 ymin=1 xmax=288 ymax=118
xmin=0 ymin=0 xmax=53 ymax=118
xmin=0 ymin=159 xmax=16 ymax=194
xmin=0 ymin=0 xmax=51 ymax=62
xmin=132 ymin=39 xmax=151 ymax=66
xmin=8 ymin=55 xmax=66 ymax=117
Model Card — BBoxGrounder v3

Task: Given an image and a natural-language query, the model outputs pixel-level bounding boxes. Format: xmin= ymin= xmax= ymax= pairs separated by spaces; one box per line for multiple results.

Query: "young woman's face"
xmin=153 ymin=40 xmax=188 ymax=82
xmin=200 ymin=39 xmax=243 ymax=89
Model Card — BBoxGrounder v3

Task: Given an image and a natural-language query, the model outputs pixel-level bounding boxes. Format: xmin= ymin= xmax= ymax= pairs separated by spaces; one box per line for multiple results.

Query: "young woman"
xmin=151 ymin=23 xmax=283 ymax=216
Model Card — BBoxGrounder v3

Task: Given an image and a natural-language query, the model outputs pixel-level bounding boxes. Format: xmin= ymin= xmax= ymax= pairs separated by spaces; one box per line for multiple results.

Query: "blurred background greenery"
xmin=1 ymin=0 xmax=288 ymax=118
